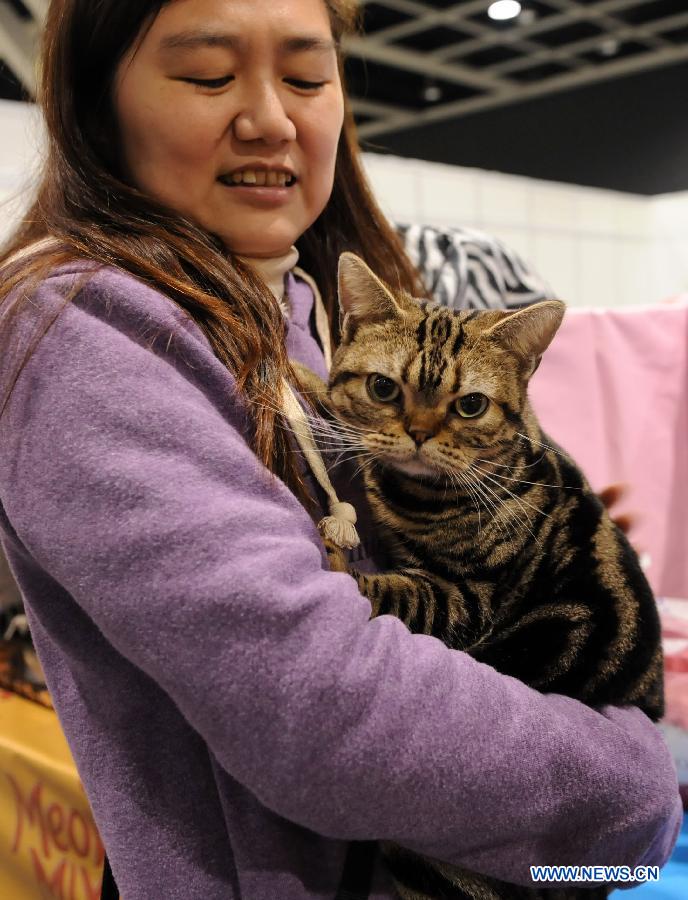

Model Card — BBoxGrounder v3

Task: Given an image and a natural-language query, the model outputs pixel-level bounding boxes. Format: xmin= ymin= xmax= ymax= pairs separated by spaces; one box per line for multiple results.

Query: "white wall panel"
xmin=1 ymin=100 xmax=686 ymax=308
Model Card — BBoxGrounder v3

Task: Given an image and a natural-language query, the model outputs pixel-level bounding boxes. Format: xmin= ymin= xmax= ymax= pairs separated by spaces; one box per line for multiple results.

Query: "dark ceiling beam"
xmin=351 ymin=97 xmax=409 ymax=119
xmin=20 ymin=0 xmax=48 ymax=21
xmin=489 ymin=11 xmax=688 ymax=76
xmin=0 ymin=2 xmax=39 ymax=97
xmin=344 ymin=34 xmax=512 ymax=92
xmin=358 ymin=42 xmax=688 ymax=140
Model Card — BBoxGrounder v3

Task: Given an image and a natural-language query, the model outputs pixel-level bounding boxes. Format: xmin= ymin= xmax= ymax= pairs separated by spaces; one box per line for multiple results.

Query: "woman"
xmin=0 ymin=1 xmax=681 ymax=899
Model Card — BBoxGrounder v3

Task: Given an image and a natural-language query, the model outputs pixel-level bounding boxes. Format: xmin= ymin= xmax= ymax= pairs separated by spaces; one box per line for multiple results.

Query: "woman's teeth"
xmin=224 ymin=170 xmax=294 ymax=187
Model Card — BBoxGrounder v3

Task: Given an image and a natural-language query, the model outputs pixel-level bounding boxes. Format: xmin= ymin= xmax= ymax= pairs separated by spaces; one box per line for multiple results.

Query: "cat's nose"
xmin=409 ymin=429 xmax=431 ymax=447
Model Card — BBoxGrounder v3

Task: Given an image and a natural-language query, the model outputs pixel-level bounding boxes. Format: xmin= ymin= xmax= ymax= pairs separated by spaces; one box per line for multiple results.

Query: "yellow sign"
xmin=0 ymin=690 xmax=105 ymax=899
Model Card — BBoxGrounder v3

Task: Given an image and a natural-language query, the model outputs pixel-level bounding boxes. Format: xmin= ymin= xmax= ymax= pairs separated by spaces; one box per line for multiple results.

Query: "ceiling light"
xmin=488 ymin=1 xmax=522 ymax=21
xmin=599 ymin=38 xmax=620 ymax=57
xmin=423 ymin=83 xmax=443 ymax=103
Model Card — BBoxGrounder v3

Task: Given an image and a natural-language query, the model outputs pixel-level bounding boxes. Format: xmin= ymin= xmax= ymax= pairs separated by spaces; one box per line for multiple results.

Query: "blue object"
xmin=617 ymin=813 xmax=688 ymax=897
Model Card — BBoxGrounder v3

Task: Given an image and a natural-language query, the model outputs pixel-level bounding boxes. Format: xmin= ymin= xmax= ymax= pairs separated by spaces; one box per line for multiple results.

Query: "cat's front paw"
xmin=324 ymin=538 xmax=350 ymax=574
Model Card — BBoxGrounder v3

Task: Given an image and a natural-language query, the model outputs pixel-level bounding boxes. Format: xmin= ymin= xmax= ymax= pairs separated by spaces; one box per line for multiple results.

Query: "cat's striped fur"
xmin=294 ymin=253 xmax=664 ymax=900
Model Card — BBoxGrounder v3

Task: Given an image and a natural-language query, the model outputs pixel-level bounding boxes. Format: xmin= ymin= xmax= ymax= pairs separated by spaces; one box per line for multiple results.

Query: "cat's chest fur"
xmin=360 ymin=446 xmax=608 ymax=643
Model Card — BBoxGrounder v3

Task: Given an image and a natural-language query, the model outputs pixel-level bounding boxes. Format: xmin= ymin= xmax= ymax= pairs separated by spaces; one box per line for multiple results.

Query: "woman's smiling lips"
xmin=217 ymin=165 xmax=298 ymax=205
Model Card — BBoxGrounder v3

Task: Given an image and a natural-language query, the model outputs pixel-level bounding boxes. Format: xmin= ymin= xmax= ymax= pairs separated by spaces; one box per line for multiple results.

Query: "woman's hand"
xmin=598 ymin=483 xmax=637 ymax=538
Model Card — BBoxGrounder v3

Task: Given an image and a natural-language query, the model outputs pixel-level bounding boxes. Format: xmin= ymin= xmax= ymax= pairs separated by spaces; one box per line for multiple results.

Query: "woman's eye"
xmin=182 ymin=76 xmax=234 ymax=89
xmin=367 ymin=375 xmax=400 ymax=403
xmin=454 ymin=393 xmax=489 ymax=418
xmin=285 ymin=78 xmax=325 ymax=91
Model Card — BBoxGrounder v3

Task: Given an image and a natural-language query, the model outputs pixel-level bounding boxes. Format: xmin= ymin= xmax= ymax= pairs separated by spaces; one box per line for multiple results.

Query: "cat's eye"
xmin=367 ymin=374 xmax=400 ymax=403
xmin=454 ymin=393 xmax=489 ymax=418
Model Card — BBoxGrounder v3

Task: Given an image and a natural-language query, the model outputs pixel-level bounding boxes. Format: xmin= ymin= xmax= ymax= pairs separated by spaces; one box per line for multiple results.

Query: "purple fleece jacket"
xmin=0 ymin=263 xmax=682 ymax=900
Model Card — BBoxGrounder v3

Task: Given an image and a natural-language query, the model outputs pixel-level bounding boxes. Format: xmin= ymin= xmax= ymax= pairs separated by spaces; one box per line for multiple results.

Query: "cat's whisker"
xmin=317 ymin=433 xmax=372 ymax=455
xmin=466 ymin=479 xmax=511 ymax=544
xmin=435 ymin=461 xmax=461 ymax=495
xmin=302 ymin=422 xmax=361 ymax=440
xmin=515 ymin=431 xmax=567 ymax=461
xmin=460 ymin=469 xmax=508 ymax=537
xmin=298 ymin=419 xmax=370 ymax=447
xmin=488 ymin=489 xmax=540 ymax=546
xmin=327 ymin=450 xmax=365 ymax=470
xmin=474 ymin=467 xmax=540 ymax=524
xmin=434 ymin=452 xmax=505 ymax=538
xmin=252 ymin=393 xmax=372 ymax=442
xmin=348 ymin=450 xmax=382 ymax=481
xmin=450 ymin=468 xmax=483 ymax=533
xmin=445 ymin=466 xmax=465 ymax=509
xmin=445 ymin=467 xmax=469 ymax=515
xmin=351 ymin=455 xmax=382 ymax=482
xmin=314 ymin=435 xmax=367 ymax=452
xmin=469 ymin=469 xmax=540 ymax=545
xmin=477 ymin=469 xmax=551 ymax=522
xmin=327 ymin=448 xmax=377 ymax=473
xmin=295 ymin=414 xmax=358 ymax=436
xmin=475 ymin=451 xmax=547 ymax=472
xmin=473 ymin=478 xmax=514 ymax=542
xmin=298 ymin=409 xmax=373 ymax=437
xmin=472 ymin=464 xmax=578 ymax=492
xmin=324 ymin=449 xmax=368 ymax=463
xmin=330 ymin=419 xmax=375 ymax=437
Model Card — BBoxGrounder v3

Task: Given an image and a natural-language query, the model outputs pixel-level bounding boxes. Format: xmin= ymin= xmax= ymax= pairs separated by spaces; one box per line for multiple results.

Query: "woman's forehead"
xmin=119 ymin=0 xmax=338 ymax=76
xmin=148 ymin=0 xmax=335 ymax=49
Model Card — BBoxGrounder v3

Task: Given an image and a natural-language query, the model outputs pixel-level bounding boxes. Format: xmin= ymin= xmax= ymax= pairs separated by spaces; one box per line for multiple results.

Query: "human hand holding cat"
xmin=599 ymin=482 xmax=637 ymax=538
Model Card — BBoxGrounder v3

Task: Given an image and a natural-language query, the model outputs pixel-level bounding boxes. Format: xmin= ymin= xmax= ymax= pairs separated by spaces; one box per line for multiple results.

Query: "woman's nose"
xmin=232 ymin=84 xmax=297 ymax=145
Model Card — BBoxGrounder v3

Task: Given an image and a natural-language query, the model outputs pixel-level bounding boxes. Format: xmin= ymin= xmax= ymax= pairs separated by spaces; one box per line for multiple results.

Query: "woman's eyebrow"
xmin=158 ymin=30 xmax=336 ymax=55
xmin=158 ymin=30 xmax=243 ymax=53
xmin=280 ymin=36 xmax=337 ymax=55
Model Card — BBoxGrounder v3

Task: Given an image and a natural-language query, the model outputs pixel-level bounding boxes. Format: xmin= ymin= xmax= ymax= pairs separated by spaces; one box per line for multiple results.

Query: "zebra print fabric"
xmin=398 ymin=223 xmax=553 ymax=311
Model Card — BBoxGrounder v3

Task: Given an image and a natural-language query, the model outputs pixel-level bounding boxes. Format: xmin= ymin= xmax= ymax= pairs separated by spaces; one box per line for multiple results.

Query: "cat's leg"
xmin=340 ymin=558 xmax=483 ymax=647
xmin=290 ymin=360 xmax=330 ymax=411
xmin=322 ymin=539 xmax=351 ymax=575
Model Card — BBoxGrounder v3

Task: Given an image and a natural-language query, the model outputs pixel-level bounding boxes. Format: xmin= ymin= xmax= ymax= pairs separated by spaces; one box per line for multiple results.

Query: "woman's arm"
xmin=0 ymin=268 xmax=680 ymax=888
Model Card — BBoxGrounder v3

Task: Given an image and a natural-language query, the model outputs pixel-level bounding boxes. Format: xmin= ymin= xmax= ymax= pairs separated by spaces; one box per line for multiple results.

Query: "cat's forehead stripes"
xmin=404 ymin=307 xmax=474 ymax=397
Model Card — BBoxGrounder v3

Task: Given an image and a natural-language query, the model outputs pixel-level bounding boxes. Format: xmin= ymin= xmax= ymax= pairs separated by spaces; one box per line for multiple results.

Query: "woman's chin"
xmin=219 ymin=239 xmax=297 ymax=259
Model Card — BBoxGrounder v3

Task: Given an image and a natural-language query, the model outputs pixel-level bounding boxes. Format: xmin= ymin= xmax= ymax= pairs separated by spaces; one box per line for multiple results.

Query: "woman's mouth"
xmin=218 ymin=169 xmax=297 ymax=188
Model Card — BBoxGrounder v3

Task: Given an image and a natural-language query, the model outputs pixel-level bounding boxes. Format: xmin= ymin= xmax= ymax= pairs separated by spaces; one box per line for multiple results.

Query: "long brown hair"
xmin=0 ymin=0 xmax=423 ymax=503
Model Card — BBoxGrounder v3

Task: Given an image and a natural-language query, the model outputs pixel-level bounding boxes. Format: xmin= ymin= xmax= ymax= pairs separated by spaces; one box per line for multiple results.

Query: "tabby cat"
xmin=293 ymin=253 xmax=664 ymax=900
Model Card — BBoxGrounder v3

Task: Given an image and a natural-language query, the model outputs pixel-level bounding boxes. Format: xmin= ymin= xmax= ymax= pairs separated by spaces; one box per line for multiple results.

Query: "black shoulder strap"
xmin=101 ymin=853 xmax=119 ymax=900
xmin=335 ymin=840 xmax=377 ymax=900
xmin=102 ymin=841 xmax=375 ymax=899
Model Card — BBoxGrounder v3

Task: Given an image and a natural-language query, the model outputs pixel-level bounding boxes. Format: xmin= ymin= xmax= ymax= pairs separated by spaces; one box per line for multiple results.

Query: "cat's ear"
xmin=483 ymin=301 xmax=565 ymax=374
xmin=338 ymin=253 xmax=408 ymax=327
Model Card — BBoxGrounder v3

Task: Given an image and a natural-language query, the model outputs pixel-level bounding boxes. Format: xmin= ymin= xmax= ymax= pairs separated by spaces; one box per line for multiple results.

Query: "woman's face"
xmin=115 ymin=0 xmax=344 ymax=257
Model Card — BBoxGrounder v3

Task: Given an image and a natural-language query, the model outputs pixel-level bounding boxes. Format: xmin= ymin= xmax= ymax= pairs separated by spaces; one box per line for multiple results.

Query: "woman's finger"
xmin=598 ymin=483 xmax=628 ymax=510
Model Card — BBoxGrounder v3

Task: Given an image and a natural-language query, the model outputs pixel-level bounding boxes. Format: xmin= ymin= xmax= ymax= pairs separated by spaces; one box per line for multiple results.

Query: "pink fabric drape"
xmin=529 ymin=299 xmax=688 ymax=602
xmin=529 ymin=300 xmax=688 ymax=735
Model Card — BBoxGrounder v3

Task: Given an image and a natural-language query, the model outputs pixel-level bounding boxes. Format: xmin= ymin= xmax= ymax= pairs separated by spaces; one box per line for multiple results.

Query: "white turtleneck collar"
xmin=237 ymin=246 xmax=299 ymax=316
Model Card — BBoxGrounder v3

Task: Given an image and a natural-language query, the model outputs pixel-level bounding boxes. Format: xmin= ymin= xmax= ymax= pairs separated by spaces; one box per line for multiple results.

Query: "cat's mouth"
xmin=383 ymin=451 xmax=440 ymax=478
xmin=380 ymin=443 xmax=475 ymax=479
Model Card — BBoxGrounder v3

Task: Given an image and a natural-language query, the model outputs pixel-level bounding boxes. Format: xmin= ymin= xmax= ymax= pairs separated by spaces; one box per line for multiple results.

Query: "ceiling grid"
xmin=344 ymin=0 xmax=688 ymax=138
